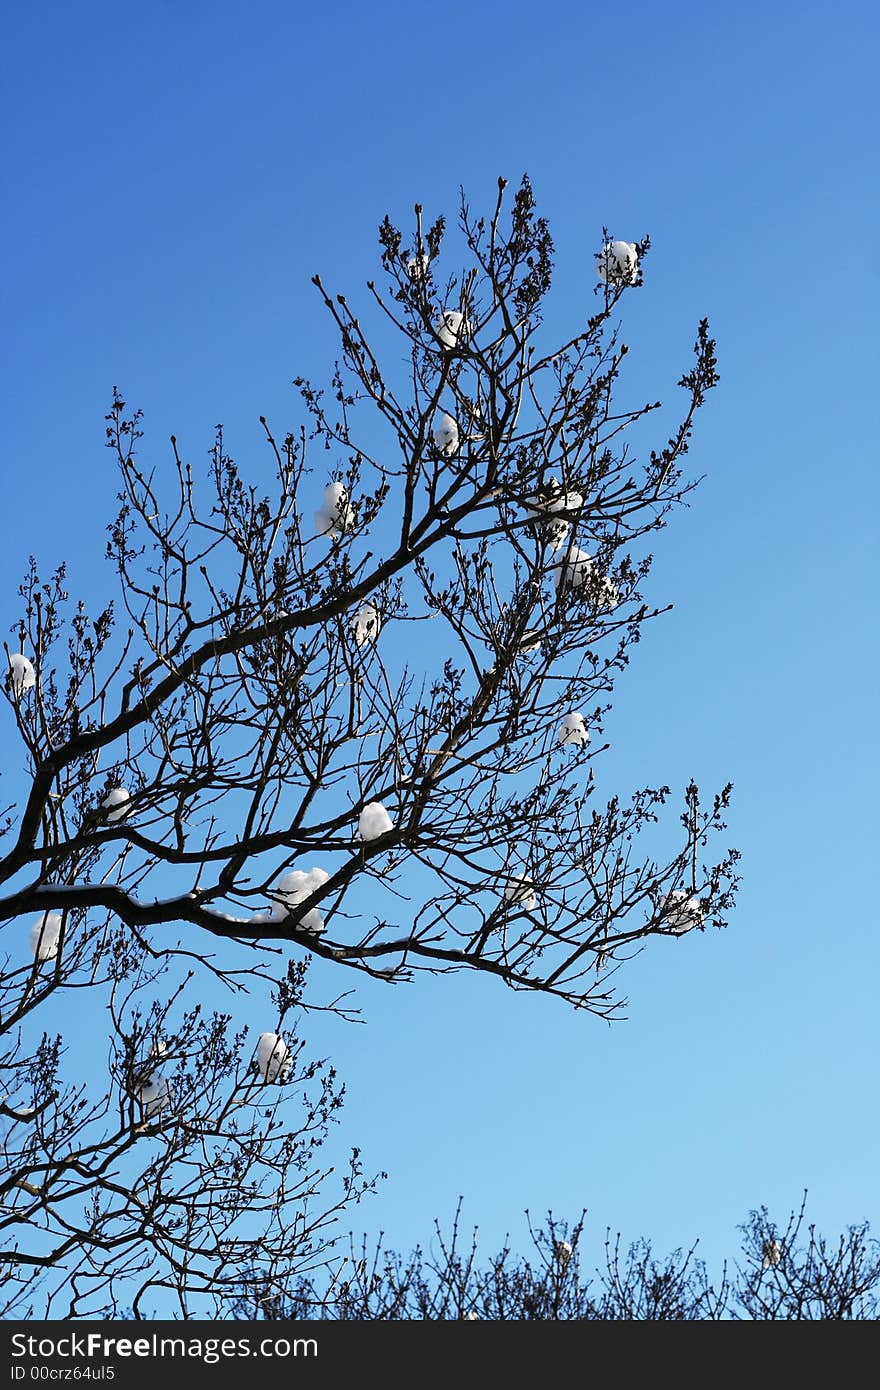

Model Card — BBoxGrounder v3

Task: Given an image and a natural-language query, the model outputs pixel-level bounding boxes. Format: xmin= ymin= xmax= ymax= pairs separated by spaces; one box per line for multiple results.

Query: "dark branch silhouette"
xmin=243 ymin=1196 xmax=880 ymax=1321
xmin=1 ymin=177 xmax=737 ymax=1016
xmin=2 ymin=178 xmax=738 ymax=1311
xmin=0 ymin=942 xmax=375 ymax=1317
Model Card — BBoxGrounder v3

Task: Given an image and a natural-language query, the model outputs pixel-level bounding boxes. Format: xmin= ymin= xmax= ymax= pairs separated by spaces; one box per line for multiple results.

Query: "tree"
xmin=245 ymin=1197 xmax=880 ymax=1321
xmin=1 ymin=177 xmax=738 ymax=1311
xmin=0 ymin=941 xmax=374 ymax=1317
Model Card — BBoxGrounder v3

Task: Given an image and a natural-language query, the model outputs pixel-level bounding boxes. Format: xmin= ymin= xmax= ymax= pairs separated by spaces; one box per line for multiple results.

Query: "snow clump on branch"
xmin=597 ymin=240 xmax=639 ymax=285
xmin=270 ymin=866 xmax=330 ymax=935
xmin=526 ymin=479 xmax=583 ymax=547
xmin=516 ymin=630 xmax=541 ymax=658
xmin=554 ymin=1239 xmax=574 ymax=1267
xmin=30 ymin=911 xmax=62 ymax=962
xmin=433 ymin=411 xmax=459 ymax=456
xmin=552 ymin=548 xmax=619 ymax=610
xmin=552 ymin=544 xmax=594 ymax=593
xmin=358 ymin=801 xmax=394 ymax=841
xmin=314 ymin=481 xmax=353 ymax=538
xmin=352 ymin=603 xmax=381 ymax=649
xmin=6 ymin=652 xmax=35 ymax=696
xmin=255 ymin=1032 xmax=292 ymax=1084
xmin=762 ymin=1238 xmax=783 ymax=1269
xmin=406 ymin=251 xmax=429 ymax=281
xmin=437 ymin=309 xmax=469 ymax=350
xmin=101 ymin=786 xmax=131 ymax=822
xmin=558 ymin=711 xmax=590 ymax=748
xmin=504 ymin=876 xmax=537 ymax=912
xmin=660 ymin=890 xmax=704 ymax=935
xmin=137 ymin=1073 xmax=172 ymax=1120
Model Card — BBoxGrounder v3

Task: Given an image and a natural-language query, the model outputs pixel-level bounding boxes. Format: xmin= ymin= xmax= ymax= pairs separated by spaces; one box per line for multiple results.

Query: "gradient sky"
xmin=1 ymin=0 xmax=878 ymax=1283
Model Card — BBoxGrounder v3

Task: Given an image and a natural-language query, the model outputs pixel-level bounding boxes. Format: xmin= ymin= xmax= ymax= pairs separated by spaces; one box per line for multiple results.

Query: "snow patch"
xmin=101 ymin=786 xmax=131 ymax=823
xmin=255 ymin=1031 xmax=292 ymax=1084
xmin=433 ymin=411 xmax=459 ymax=456
xmin=352 ymin=602 xmax=381 ymax=649
xmin=407 ymin=251 xmax=429 ymax=281
xmin=358 ymin=801 xmax=394 ymax=841
xmin=558 ymin=711 xmax=590 ymax=748
xmin=661 ymin=889 xmax=704 ymax=935
xmin=437 ymin=309 xmax=469 ymax=350
xmin=7 ymin=653 xmax=35 ymax=695
xmin=597 ymin=240 xmax=639 ymax=285
xmin=315 ymin=481 xmax=353 ymax=539
xmin=268 ymin=865 xmax=330 ymax=936
xmin=30 ymin=911 xmax=62 ymax=962
xmin=504 ymin=876 xmax=537 ymax=912
xmin=138 ymin=1073 xmax=172 ymax=1119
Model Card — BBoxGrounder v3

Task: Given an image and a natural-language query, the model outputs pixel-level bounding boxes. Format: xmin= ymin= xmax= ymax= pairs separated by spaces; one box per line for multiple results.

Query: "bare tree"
xmin=245 ymin=1198 xmax=880 ymax=1321
xmin=1 ymin=177 xmax=738 ymax=1309
xmin=0 ymin=936 xmax=374 ymax=1317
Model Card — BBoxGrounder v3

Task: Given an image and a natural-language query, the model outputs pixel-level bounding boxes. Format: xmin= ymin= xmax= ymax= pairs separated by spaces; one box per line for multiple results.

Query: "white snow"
xmin=358 ymin=801 xmax=394 ymax=841
xmin=323 ymin=481 xmax=348 ymax=513
xmin=7 ymin=653 xmax=35 ymax=695
xmin=526 ymin=480 xmax=584 ymax=548
xmin=661 ymin=889 xmax=704 ymax=935
xmin=597 ymin=240 xmax=639 ymax=285
xmin=271 ymin=865 xmax=330 ymax=935
xmin=314 ymin=481 xmax=353 ymax=539
xmin=433 ymin=410 xmax=460 ymax=456
xmin=249 ymin=906 xmax=282 ymax=925
xmin=558 ymin=711 xmax=590 ymax=748
xmin=554 ymin=1239 xmax=574 ymax=1266
xmin=202 ymin=906 xmax=252 ymax=924
xmin=101 ymin=786 xmax=131 ymax=822
xmin=406 ymin=251 xmax=429 ymax=281
xmin=517 ymin=630 xmax=541 ymax=657
xmin=255 ymin=1031 xmax=292 ymax=1084
xmin=352 ymin=602 xmax=381 ymax=649
xmin=138 ymin=1073 xmax=172 ymax=1119
xmin=30 ymin=911 xmax=62 ymax=962
xmin=504 ymin=875 xmax=537 ymax=912
xmin=437 ymin=309 xmax=469 ymax=350
xmin=276 ymin=867 xmax=330 ymax=899
xmin=552 ymin=545 xmax=594 ymax=593
xmin=762 ymin=1239 xmax=783 ymax=1269
xmin=596 ymin=574 xmax=620 ymax=611
xmin=551 ymin=549 xmax=620 ymax=610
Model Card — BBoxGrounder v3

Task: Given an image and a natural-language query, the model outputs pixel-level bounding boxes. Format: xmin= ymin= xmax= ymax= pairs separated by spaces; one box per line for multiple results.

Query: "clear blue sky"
xmin=1 ymin=0 xmax=878 ymax=1279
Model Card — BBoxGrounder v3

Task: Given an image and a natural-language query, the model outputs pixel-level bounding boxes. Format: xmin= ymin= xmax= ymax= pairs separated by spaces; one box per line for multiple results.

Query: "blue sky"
xmin=1 ymin=0 xmax=878 ymax=1281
